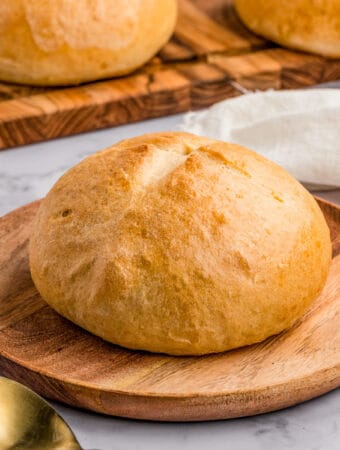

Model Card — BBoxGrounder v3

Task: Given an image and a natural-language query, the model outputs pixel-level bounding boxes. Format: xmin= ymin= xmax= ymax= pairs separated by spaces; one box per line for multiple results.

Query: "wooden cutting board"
xmin=0 ymin=198 xmax=339 ymax=421
xmin=1 ymin=0 xmax=340 ymax=150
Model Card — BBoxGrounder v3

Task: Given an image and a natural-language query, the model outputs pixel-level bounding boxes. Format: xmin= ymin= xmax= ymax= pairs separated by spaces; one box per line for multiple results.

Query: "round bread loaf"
xmin=0 ymin=0 xmax=177 ymax=86
xmin=29 ymin=132 xmax=332 ymax=355
xmin=235 ymin=0 xmax=340 ymax=58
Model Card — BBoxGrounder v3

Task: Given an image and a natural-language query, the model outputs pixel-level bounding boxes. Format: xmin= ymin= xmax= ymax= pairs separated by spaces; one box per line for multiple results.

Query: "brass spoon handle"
xmin=0 ymin=377 xmax=83 ymax=450
xmin=0 ymin=376 xmax=104 ymax=450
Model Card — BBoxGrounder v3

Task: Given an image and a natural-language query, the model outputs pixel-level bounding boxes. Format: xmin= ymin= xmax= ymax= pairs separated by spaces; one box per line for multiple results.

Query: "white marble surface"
xmin=0 ymin=113 xmax=339 ymax=450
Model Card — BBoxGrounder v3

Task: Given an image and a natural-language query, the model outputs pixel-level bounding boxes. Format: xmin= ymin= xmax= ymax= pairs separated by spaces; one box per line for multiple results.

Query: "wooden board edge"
xmin=0 ymin=353 xmax=338 ymax=421
xmin=0 ymin=62 xmax=234 ymax=150
xmin=1 ymin=48 xmax=340 ymax=150
xmin=315 ymin=196 xmax=340 ymax=257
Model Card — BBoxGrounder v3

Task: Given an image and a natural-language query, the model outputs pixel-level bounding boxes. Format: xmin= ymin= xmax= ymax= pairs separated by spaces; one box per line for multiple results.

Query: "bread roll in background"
xmin=0 ymin=0 xmax=177 ymax=86
xmin=235 ymin=0 xmax=340 ymax=58
xmin=29 ymin=132 xmax=331 ymax=355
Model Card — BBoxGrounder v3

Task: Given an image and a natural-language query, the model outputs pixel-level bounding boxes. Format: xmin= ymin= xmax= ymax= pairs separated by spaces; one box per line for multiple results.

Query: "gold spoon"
xmin=0 ymin=376 xmax=84 ymax=450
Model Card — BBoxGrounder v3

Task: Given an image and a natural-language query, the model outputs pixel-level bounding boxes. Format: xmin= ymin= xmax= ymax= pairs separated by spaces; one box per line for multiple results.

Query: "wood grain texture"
xmin=0 ymin=198 xmax=339 ymax=421
xmin=1 ymin=0 xmax=340 ymax=150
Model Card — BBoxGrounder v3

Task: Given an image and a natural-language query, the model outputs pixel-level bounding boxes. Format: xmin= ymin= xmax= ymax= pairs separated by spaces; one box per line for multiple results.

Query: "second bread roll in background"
xmin=235 ymin=0 xmax=340 ymax=58
xmin=0 ymin=0 xmax=177 ymax=86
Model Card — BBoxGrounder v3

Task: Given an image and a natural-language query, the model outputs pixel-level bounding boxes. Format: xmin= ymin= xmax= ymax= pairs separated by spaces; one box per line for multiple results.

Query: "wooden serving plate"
xmin=0 ymin=198 xmax=339 ymax=421
xmin=1 ymin=0 xmax=340 ymax=150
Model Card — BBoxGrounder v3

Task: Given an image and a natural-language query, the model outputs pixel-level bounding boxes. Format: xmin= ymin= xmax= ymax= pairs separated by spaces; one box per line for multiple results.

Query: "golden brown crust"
xmin=0 ymin=0 xmax=177 ymax=86
xmin=29 ymin=132 xmax=332 ymax=355
xmin=235 ymin=0 xmax=340 ymax=58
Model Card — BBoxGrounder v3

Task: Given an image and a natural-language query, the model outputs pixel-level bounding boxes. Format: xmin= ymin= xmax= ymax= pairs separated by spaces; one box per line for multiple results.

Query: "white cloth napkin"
xmin=181 ymin=89 xmax=340 ymax=189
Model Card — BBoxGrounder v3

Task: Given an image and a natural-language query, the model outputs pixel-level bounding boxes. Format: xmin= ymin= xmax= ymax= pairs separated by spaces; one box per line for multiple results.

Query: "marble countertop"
xmin=0 ymin=112 xmax=339 ymax=450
